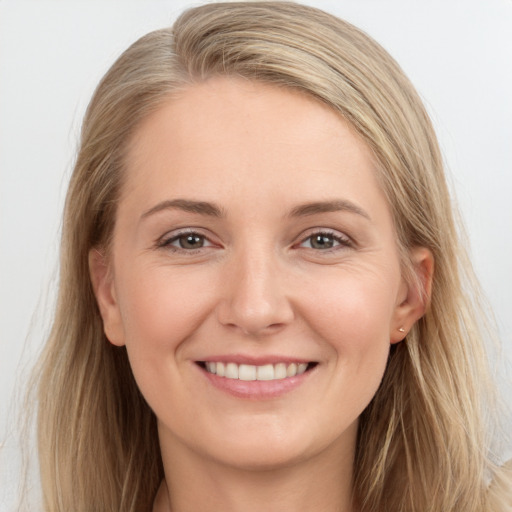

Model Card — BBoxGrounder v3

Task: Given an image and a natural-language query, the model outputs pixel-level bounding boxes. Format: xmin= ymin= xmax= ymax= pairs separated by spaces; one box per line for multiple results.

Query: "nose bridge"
xmin=218 ymin=241 xmax=293 ymax=335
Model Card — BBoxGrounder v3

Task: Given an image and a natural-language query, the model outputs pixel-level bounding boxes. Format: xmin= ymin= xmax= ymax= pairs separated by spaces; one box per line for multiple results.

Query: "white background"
xmin=1 ymin=1 xmax=511 ymax=509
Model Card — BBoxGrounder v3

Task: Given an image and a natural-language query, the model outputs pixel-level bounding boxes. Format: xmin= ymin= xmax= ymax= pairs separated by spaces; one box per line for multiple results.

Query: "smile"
xmin=199 ymin=361 xmax=315 ymax=381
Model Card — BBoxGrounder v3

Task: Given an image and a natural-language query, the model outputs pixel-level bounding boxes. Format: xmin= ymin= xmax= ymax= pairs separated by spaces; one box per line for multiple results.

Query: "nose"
xmin=216 ymin=247 xmax=294 ymax=336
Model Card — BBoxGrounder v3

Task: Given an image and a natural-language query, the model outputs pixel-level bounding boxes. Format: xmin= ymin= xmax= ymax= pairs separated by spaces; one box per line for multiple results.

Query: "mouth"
xmin=196 ymin=361 xmax=318 ymax=382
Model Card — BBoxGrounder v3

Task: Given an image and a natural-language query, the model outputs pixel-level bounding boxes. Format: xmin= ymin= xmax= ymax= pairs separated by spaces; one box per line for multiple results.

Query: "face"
xmin=91 ymin=78 xmax=427 ymax=471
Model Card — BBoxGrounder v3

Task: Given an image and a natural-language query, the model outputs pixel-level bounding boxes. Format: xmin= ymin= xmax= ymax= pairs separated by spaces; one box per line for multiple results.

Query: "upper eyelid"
xmin=159 ymin=227 xmax=210 ymax=239
xmin=296 ymin=227 xmax=352 ymax=243
xmin=157 ymin=228 xmax=215 ymax=247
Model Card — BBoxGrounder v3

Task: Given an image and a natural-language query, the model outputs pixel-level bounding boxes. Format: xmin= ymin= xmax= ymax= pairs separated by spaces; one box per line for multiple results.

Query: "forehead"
xmin=120 ymin=77 xmax=387 ymax=218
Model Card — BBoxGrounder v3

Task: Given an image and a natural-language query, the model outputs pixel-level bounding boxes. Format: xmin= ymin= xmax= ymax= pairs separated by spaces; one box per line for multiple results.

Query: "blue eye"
xmin=300 ymin=231 xmax=350 ymax=250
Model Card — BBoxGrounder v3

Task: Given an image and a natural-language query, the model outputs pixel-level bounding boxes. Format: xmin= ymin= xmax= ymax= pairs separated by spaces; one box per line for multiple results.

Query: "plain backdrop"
xmin=1 ymin=1 xmax=511 ymax=509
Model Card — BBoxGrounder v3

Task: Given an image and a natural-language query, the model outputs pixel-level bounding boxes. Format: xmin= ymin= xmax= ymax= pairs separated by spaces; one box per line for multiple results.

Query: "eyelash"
xmin=156 ymin=228 xmax=353 ymax=254
xmin=297 ymin=230 xmax=353 ymax=252
xmin=157 ymin=229 xmax=213 ymax=253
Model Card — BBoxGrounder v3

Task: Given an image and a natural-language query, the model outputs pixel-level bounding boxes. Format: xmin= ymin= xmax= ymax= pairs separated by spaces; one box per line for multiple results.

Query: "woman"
xmin=33 ymin=2 xmax=510 ymax=511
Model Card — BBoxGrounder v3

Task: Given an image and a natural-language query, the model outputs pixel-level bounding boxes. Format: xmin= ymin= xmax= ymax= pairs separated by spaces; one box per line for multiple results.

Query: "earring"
xmin=398 ymin=327 xmax=405 ymax=333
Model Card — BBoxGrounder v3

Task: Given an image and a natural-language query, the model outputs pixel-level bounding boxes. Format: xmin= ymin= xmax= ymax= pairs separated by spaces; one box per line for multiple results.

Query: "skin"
xmin=90 ymin=78 xmax=432 ymax=512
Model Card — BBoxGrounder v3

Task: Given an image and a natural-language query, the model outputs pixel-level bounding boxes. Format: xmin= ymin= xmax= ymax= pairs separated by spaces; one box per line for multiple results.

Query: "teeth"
xmin=286 ymin=363 xmax=297 ymax=377
xmin=256 ymin=364 xmax=274 ymax=381
xmin=225 ymin=362 xmax=239 ymax=379
xmin=274 ymin=363 xmax=287 ymax=379
xmin=203 ymin=361 xmax=311 ymax=381
xmin=239 ymin=364 xmax=257 ymax=381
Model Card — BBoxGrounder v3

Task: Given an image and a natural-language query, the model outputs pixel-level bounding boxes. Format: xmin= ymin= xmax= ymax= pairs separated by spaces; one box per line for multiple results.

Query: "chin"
xmin=199 ymin=418 xmax=357 ymax=473
xmin=210 ymin=441 xmax=312 ymax=472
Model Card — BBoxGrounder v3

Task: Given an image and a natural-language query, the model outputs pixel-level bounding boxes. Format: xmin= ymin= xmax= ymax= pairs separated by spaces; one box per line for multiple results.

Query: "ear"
xmin=89 ymin=248 xmax=126 ymax=346
xmin=390 ymin=247 xmax=434 ymax=344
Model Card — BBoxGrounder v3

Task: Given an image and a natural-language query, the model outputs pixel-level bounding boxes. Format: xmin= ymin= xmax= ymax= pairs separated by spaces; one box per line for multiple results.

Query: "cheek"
xmin=114 ymin=265 xmax=219 ymax=403
xmin=117 ymin=265 xmax=216 ymax=348
xmin=113 ymin=265 xmax=221 ymax=421
xmin=300 ymin=264 xmax=399 ymax=347
xmin=298 ymin=266 xmax=398 ymax=405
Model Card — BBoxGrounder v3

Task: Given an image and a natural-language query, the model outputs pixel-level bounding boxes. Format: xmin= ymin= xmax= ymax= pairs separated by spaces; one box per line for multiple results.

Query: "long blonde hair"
xmin=33 ymin=2 xmax=509 ymax=511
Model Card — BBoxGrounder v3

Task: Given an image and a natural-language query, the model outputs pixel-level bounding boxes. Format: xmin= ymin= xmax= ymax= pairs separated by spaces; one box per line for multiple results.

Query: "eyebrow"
xmin=140 ymin=198 xmax=371 ymax=222
xmin=141 ymin=199 xmax=224 ymax=219
xmin=288 ymin=200 xmax=371 ymax=220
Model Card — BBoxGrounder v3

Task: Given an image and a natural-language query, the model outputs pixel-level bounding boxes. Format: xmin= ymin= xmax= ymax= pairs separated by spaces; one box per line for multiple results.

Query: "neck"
xmin=154 ymin=424 xmax=357 ymax=512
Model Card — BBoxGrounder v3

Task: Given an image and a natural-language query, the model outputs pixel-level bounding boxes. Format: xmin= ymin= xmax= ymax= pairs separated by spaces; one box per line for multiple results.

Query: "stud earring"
xmin=398 ymin=327 xmax=405 ymax=333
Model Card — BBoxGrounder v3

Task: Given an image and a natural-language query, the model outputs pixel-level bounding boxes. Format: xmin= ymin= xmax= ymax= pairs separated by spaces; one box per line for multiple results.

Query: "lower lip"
xmin=197 ymin=364 xmax=315 ymax=400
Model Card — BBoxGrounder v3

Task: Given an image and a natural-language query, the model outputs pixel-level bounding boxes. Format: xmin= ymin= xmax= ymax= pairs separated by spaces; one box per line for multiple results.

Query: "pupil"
xmin=312 ymin=235 xmax=333 ymax=249
xmin=180 ymin=234 xmax=203 ymax=249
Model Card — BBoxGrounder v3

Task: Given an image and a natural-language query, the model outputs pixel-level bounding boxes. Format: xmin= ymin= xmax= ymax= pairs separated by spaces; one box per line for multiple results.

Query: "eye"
xmin=158 ymin=230 xmax=214 ymax=251
xmin=175 ymin=233 xmax=206 ymax=249
xmin=299 ymin=231 xmax=351 ymax=251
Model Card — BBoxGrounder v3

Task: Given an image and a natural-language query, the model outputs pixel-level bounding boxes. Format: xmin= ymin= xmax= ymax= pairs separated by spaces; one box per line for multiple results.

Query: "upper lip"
xmin=196 ymin=354 xmax=315 ymax=365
